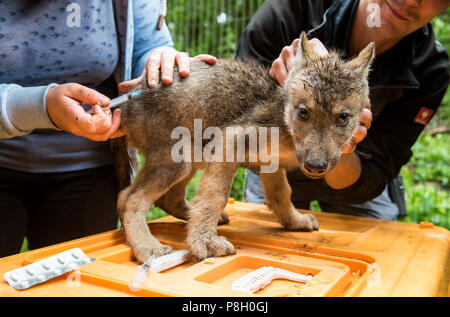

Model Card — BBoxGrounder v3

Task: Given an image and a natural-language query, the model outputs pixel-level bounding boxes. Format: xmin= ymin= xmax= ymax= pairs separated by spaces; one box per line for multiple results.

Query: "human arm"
xmin=0 ymin=83 xmax=122 ymax=141
xmin=0 ymin=84 xmax=58 ymax=139
xmin=118 ymin=0 xmax=217 ymax=93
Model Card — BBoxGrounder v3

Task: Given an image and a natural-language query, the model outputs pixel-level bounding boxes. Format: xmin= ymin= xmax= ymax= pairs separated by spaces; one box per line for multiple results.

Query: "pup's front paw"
xmin=133 ymin=243 xmax=173 ymax=264
xmin=283 ymin=212 xmax=319 ymax=232
xmin=188 ymin=233 xmax=236 ymax=261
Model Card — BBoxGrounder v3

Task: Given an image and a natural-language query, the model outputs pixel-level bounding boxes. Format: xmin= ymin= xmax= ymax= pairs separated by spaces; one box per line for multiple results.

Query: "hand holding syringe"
xmin=86 ymin=90 xmax=142 ymax=115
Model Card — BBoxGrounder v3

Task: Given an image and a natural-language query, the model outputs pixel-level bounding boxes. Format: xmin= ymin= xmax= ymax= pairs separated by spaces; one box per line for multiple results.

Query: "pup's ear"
xmin=347 ymin=42 xmax=375 ymax=76
xmin=294 ymin=32 xmax=319 ymax=67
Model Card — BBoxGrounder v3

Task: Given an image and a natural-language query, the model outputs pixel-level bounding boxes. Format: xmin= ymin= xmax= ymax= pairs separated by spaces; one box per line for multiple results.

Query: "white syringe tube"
xmin=87 ymin=90 xmax=141 ymax=114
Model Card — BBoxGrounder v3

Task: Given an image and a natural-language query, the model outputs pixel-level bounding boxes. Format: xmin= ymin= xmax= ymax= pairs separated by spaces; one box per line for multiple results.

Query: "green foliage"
xmin=400 ymin=134 xmax=450 ymax=229
xmin=230 ymin=168 xmax=247 ymax=201
xmin=399 ymin=10 xmax=450 ymax=229
xmin=404 ymin=134 xmax=449 ymax=188
xmin=166 ymin=0 xmax=265 ymax=58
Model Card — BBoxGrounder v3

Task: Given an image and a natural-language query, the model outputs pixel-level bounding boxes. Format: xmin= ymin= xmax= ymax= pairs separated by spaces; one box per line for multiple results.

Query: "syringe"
xmin=87 ymin=90 xmax=142 ymax=114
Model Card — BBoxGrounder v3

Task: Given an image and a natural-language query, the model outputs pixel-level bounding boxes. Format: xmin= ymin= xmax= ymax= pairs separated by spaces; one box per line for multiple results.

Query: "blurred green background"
xmin=146 ymin=1 xmax=449 ymax=229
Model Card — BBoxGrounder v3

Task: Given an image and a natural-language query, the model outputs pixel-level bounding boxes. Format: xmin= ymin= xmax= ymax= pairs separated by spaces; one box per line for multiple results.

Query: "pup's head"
xmin=284 ymin=32 xmax=375 ymax=179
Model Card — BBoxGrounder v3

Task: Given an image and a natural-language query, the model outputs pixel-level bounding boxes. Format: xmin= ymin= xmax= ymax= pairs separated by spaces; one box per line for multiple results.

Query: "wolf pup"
xmin=115 ymin=32 xmax=375 ymax=263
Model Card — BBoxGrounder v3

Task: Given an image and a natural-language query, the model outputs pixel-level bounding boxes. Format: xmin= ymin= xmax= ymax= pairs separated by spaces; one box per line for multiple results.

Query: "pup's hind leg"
xmin=187 ymin=163 xmax=237 ymax=261
xmin=118 ymin=162 xmax=191 ymax=263
xmin=154 ymin=169 xmax=196 ymax=221
xmin=260 ymin=168 xmax=319 ymax=231
xmin=155 ymin=169 xmax=230 ymax=225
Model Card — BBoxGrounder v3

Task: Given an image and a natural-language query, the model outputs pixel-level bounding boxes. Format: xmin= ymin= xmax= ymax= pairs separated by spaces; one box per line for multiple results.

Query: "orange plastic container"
xmin=1 ymin=201 xmax=449 ymax=297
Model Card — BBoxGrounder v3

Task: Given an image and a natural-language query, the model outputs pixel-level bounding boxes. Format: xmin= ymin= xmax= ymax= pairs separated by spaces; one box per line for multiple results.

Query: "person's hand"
xmin=324 ymin=99 xmax=372 ymax=189
xmin=342 ymin=98 xmax=372 ymax=153
xmin=46 ymin=83 xmax=125 ymax=141
xmin=118 ymin=47 xmax=218 ymax=93
xmin=270 ymin=38 xmax=328 ymax=86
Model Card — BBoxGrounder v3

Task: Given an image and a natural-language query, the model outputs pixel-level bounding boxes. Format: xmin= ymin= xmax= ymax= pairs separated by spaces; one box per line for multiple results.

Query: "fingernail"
xmin=162 ymin=74 xmax=171 ymax=82
xmin=100 ymin=97 xmax=110 ymax=105
xmin=149 ymin=80 xmax=157 ymax=87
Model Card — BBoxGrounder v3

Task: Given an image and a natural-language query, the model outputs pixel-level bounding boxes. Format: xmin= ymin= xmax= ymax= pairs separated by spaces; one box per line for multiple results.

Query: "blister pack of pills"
xmin=231 ymin=266 xmax=313 ymax=294
xmin=3 ymin=248 xmax=95 ymax=290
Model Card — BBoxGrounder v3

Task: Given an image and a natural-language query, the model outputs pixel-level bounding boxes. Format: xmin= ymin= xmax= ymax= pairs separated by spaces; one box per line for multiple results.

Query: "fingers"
xmin=342 ymin=138 xmax=357 ymax=154
xmin=342 ymin=99 xmax=373 ymax=154
xmin=190 ymin=54 xmax=218 ymax=65
xmin=270 ymin=39 xmax=299 ymax=86
xmin=46 ymin=84 xmax=124 ymax=141
xmin=92 ymin=109 xmax=125 ymax=140
xmin=359 ymin=106 xmax=372 ymax=131
xmin=178 ymin=53 xmax=217 ymax=77
xmin=145 ymin=48 xmax=218 ymax=88
xmin=118 ymin=76 xmax=142 ymax=94
xmin=360 ymin=98 xmax=372 ymax=130
xmin=270 ymin=57 xmax=289 ymax=86
xmin=270 ymin=37 xmax=329 ymax=86
xmin=281 ymin=44 xmax=296 ymax=74
xmin=66 ymin=83 xmax=110 ymax=107
xmin=270 ymin=41 xmax=295 ymax=86
xmin=66 ymin=103 xmax=111 ymax=137
xmin=160 ymin=48 xmax=178 ymax=84
xmin=147 ymin=49 xmax=163 ymax=88
xmin=176 ymin=52 xmax=191 ymax=77
xmin=74 ymin=107 xmax=124 ymax=141
xmin=270 ymin=40 xmax=298 ymax=86
xmin=342 ymin=123 xmax=365 ymax=154
xmin=308 ymin=38 xmax=329 ymax=57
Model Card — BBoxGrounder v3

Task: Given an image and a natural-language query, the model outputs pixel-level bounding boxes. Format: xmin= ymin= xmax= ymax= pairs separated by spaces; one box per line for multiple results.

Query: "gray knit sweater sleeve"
xmin=0 ymin=83 xmax=60 ymax=139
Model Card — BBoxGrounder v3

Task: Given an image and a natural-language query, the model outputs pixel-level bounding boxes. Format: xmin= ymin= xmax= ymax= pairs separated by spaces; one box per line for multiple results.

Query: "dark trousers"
xmin=244 ymin=170 xmax=401 ymax=220
xmin=0 ymin=165 xmax=119 ymax=258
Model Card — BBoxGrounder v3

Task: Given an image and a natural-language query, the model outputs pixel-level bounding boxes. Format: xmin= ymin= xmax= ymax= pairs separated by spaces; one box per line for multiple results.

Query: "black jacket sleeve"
xmin=356 ymin=37 xmax=450 ymax=201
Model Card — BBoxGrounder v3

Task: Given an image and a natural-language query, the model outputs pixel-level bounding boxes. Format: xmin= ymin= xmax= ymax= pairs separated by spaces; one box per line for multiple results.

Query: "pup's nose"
xmin=304 ymin=160 xmax=327 ymax=174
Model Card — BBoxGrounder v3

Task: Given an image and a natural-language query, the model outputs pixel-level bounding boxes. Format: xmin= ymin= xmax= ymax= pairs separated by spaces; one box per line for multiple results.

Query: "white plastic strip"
xmin=232 ymin=266 xmax=313 ymax=294
xmin=129 ymin=250 xmax=190 ymax=292
xmin=150 ymin=250 xmax=190 ymax=273
xmin=3 ymin=248 xmax=95 ymax=290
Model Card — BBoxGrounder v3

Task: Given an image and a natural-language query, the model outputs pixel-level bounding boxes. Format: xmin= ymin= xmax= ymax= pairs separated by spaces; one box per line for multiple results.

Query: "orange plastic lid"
xmin=0 ymin=201 xmax=448 ymax=297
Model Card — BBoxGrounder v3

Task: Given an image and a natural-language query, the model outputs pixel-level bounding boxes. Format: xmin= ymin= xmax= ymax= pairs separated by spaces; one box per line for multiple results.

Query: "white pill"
xmin=36 ymin=275 xmax=46 ymax=282
xmin=9 ymin=273 xmax=19 ymax=282
xmin=67 ymin=263 xmax=77 ymax=271
xmin=26 ymin=268 xmax=35 ymax=276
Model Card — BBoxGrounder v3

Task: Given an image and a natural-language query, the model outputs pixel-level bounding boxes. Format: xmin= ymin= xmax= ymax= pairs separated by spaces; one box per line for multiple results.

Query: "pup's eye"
xmin=337 ymin=113 xmax=349 ymax=126
xmin=298 ymin=108 xmax=309 ymax=121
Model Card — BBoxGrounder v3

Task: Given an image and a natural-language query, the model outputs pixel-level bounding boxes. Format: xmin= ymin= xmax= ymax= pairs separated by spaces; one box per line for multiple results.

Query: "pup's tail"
xmin=112 ymin=136 xmax=136 ymax=190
